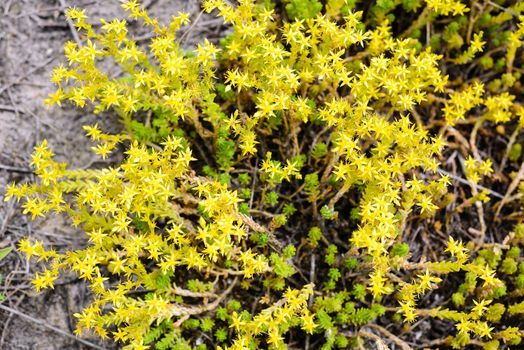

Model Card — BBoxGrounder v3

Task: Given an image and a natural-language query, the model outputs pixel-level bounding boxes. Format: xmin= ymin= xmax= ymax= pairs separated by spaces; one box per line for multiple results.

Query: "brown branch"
xmin=169 ymin=277 xmax=238 ymax=317
xmin=366 ymin=324 xmax=413 ymax=350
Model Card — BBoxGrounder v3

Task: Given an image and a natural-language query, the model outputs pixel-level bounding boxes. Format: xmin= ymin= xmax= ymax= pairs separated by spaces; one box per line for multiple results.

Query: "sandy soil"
xmin=0 ymin=1 xmax=218 ymax=348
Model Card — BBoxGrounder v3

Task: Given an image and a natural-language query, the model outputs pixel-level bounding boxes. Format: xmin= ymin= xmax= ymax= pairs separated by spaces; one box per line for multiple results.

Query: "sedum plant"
xmin=4 ymin=0 xmax=524 ymax=349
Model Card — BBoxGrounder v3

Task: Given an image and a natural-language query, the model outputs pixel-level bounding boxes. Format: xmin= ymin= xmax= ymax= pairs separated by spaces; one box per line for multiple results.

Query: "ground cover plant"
xmin=3 ymin=0 xmax=524 ymax=349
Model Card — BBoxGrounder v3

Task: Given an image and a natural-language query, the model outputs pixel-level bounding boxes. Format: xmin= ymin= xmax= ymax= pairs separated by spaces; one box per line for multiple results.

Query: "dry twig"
xmin=494 ymin=160 xmax=524 ymax=219
xmin=366 ymin=324 xmax=413 ymax=350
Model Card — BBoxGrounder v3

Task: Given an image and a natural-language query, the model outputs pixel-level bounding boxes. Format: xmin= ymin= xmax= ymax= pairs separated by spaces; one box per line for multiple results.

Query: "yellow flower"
xmin=300 ymin=312 xmax=317 ymax=334
xmin=32 ymin=269 xmax=57 ymax=292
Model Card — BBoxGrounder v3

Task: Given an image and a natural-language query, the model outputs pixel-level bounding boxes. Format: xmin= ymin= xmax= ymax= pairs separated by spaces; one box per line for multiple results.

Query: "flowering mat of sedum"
xmin=2 ymin=0 xmax=524 ymax=349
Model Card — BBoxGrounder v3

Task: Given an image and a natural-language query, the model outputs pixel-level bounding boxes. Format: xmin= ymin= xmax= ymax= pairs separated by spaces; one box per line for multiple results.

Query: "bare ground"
xmin=0 ymin=1 xmax=220 ymax=348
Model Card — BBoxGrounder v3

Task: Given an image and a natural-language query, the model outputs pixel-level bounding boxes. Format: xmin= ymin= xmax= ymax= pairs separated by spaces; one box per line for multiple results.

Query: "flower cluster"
xmin=5 ymin=0 xmax=524 ymax=349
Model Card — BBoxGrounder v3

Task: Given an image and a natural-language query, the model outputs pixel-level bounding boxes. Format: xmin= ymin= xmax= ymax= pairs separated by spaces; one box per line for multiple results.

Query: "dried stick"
xmin=0 ymin=164 xmax=32 ymax=173
xmin=499 ymin=126 xmax=520 ymax=172
xmin=358 ymin=330 xmax=390 ymax=350
xmin=0 ymin=56 xmax=56 ymax=96
xmin=494 ymin=160 xmax=524 ymax=219
xmin=366 ymin=324 xmax=413 ymax=350
xmin=169 ymin=277 xmax=238 ymax=317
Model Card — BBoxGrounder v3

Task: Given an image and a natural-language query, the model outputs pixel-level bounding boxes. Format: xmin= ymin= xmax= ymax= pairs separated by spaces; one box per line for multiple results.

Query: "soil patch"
xmin=0 ymin=1 xmax=222 ymax=348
